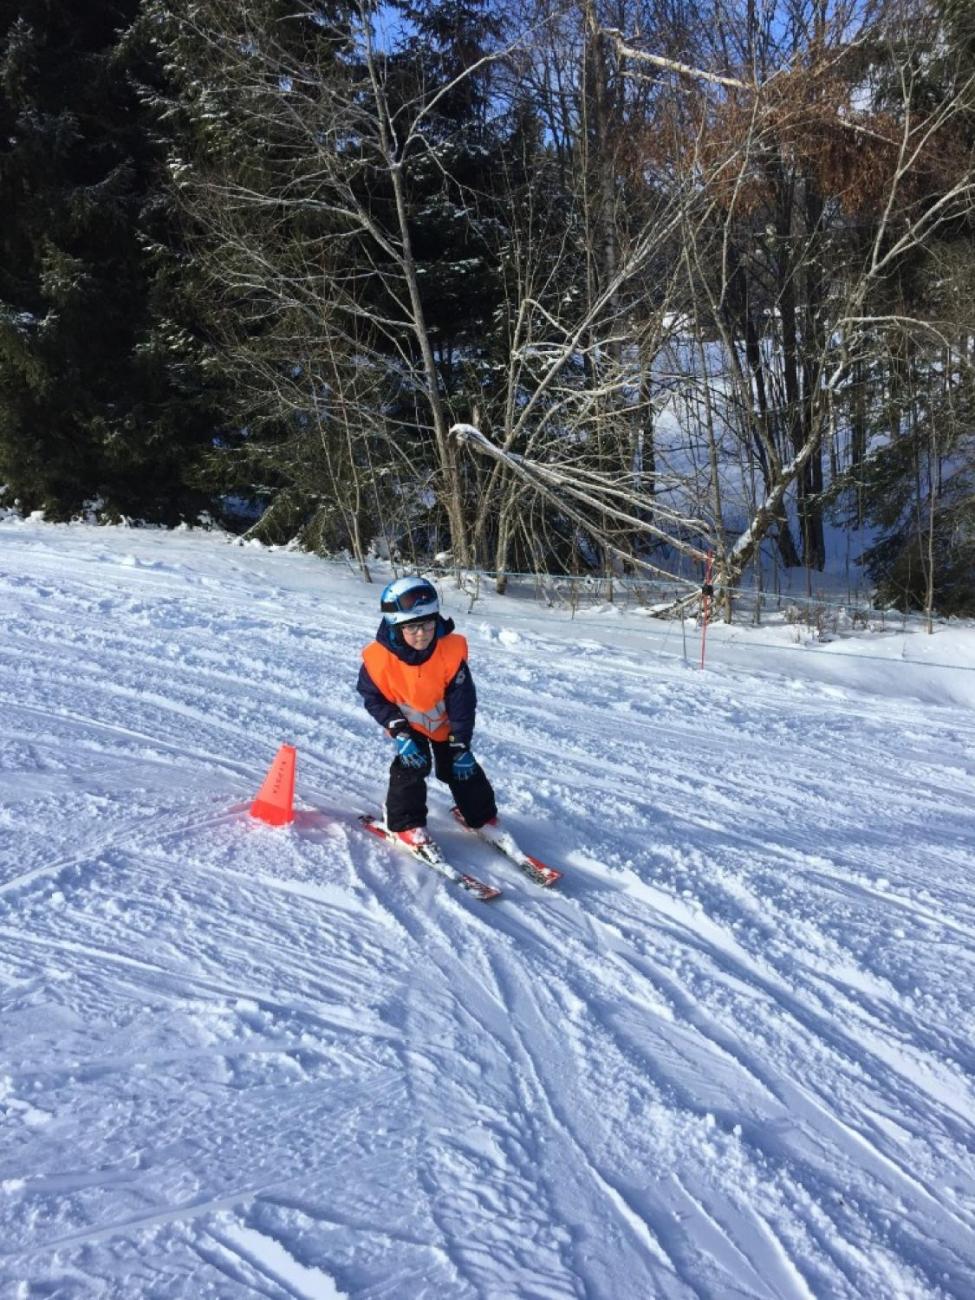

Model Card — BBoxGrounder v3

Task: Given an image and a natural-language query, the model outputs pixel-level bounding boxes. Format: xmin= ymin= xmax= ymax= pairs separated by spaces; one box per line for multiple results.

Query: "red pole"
xmin=700 ymin=551 xmax=714 ymax=670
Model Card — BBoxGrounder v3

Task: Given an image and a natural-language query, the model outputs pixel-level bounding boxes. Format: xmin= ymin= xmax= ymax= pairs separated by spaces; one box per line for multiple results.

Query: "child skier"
xmin=357 ymin=575 xmax=498 ymax=847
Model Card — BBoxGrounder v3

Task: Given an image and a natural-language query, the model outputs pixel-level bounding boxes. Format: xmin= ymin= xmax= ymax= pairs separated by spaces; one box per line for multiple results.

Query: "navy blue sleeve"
xmin=357 ymin=662 xmax=407 ymax=733
xmin=444 ymin=659 xmax=477 ymax=747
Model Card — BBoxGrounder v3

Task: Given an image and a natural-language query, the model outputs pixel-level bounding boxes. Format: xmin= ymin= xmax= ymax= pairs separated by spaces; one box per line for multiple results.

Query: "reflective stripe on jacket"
xmin=361 ymin=633 xmax=469 ymax=741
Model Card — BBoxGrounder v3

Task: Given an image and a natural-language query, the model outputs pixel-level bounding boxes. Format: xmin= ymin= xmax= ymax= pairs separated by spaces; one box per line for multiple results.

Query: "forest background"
xmin=1 ymin=0 xmax=973 ymax=616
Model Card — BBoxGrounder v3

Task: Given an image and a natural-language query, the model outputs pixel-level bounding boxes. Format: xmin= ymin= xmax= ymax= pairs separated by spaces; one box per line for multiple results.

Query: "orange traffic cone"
xmin=250 ymin=744 xmax=296 ymax=826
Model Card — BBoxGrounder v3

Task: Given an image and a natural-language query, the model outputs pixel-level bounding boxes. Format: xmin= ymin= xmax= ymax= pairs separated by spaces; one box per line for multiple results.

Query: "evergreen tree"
xmin=845 ymin=0 xmax=975 ymax=615
xmin=0 ymin=0 xmax=219 ymax=521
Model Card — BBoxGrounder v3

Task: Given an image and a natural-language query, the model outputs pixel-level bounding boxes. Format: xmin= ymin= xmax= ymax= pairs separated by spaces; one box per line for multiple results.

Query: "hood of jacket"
xmin=374 ymin=614 xmax=456 ymax=666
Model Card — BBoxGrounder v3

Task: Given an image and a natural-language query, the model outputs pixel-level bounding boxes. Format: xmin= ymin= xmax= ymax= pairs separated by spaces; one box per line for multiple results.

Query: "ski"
xmin=358 ymin=814 xmax=502 ymax=902
xmin=451 ymin=808 xmax=563 ymax=887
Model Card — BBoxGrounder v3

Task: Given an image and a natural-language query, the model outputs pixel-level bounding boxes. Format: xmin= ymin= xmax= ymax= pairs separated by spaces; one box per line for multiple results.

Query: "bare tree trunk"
xmin=362 ymin=19 xmax=471 ymax=568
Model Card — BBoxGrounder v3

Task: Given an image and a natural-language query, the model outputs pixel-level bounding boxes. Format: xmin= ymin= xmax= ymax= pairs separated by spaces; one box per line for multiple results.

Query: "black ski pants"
xmin=384 ymin=733 xmax=497 ymax=833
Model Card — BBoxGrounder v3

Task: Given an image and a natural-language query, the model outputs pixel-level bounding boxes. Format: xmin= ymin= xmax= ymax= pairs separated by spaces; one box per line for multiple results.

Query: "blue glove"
xmin=392 ymin=728 xmax=426 ymax=769
xmin=451 ymin=747 xmax=477 ymax=782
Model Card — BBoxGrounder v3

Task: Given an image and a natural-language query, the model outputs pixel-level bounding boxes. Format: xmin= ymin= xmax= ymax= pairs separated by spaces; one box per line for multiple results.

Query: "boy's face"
xmin=401 ymin=618 xmax=436 ymax=649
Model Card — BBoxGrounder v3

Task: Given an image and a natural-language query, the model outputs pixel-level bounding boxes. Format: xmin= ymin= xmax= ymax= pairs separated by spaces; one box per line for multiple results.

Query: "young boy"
xmin=357 ymin=575 xmax=498 ymax=847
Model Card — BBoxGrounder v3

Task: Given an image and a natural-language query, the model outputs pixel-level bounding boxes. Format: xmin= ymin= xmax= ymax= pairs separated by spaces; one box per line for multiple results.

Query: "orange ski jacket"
xmin=361 ymin=633 xmax=469 ymax=741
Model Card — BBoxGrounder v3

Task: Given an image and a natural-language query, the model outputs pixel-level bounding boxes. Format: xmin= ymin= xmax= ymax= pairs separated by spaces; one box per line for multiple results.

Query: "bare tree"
xmin=153 ymin=0 xmax=531 ymax=567
xmin=606 ymin=0 xmax=975 ymax=603
xmin=150 ymin=0 xmax=973 ymax=616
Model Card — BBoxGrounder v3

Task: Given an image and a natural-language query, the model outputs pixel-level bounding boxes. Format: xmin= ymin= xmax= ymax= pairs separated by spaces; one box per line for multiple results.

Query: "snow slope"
xmin=1 ymin=517 xmax=974 ymax=1299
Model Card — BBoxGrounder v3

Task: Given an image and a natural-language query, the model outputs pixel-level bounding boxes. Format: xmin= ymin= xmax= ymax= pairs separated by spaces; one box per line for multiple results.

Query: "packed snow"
xmin=1 ymin=515 xmax=974 ymax=1299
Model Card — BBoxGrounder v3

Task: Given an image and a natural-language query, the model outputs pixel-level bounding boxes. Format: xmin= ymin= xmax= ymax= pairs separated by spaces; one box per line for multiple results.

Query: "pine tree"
xmin=847 ymin=0 xmax=975 ymax=616
xmin=0 ymin=0 xmax=218 ymax=521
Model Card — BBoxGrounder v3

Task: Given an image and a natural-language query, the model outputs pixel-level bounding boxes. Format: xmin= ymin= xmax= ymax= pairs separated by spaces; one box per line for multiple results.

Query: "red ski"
xmin=358 ymin=814 xmax=502 ymax=902
xmin=451 ymin=808 xmax=563 ymax=887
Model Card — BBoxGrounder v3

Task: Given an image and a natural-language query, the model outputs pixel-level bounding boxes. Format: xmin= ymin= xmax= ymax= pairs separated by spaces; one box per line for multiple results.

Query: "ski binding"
xmin=451 ymin=808 xmax=563 ymax=887
xmin=358 ymin=814 xmax=502 ymax=902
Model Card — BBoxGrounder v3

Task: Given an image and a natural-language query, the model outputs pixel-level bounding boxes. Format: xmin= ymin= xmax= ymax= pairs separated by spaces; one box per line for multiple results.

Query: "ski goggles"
xmin=381 ymin=581 xmax=438 ymax=615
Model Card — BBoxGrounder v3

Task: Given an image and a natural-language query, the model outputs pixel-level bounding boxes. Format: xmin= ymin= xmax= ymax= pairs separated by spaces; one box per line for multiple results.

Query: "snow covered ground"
xmin=1 ymin=516 xmax=974 ymax=1299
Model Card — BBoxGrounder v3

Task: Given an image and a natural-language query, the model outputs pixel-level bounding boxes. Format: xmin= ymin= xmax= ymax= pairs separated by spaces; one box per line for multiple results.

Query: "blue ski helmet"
xmin=380 ymin=575 xmax=440 ymax=626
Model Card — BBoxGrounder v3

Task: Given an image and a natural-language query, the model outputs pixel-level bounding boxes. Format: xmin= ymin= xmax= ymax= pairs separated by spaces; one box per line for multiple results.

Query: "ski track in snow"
xmin=1 ymin=521 xmax=975 ymax=1298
